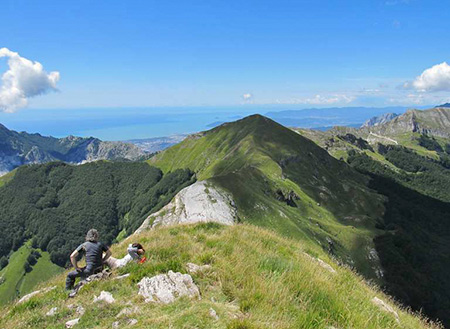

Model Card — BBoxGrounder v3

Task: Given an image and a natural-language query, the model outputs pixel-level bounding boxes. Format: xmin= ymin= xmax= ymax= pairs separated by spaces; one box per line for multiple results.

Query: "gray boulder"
xmin=137 ymin=270 xmax=200 ymax=304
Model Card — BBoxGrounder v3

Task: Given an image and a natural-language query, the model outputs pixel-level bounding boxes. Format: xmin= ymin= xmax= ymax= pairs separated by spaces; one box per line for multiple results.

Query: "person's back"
xmin=78 ymin=240 xmax=108 ymax=272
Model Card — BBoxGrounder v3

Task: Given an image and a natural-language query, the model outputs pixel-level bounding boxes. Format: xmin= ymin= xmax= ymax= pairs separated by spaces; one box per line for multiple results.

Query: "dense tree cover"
xmin=418 ymin=135 xmax=444 ymax=152
xmin=0 ymin=161 xmax=194 ymax=267
xmin=348 ymin=146 xmax=450 ymax=202
xmin=348 ymin=152 xmax=450 ymax=327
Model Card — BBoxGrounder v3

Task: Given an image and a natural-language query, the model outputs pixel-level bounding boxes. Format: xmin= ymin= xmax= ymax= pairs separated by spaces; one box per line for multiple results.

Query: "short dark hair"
xmin=132 ymin=243 xmax=144 ymax=251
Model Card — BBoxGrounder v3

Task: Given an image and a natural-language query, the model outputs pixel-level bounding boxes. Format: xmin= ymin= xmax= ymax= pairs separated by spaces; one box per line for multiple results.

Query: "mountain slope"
xmin=150 ymin=115 xmax=386 ymax=281
xmin=0 ymin=123 xmax=146 ymax=175
xmin=292 ymin=108 xmax=450 ymax=326
xmin=0 ymin=223 xmax=439 ymax=329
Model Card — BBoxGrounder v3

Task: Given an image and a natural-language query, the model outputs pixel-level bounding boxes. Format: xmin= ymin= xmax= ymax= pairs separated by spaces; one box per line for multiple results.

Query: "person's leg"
xmin=65 ymin=270 xmax=82 ymax=290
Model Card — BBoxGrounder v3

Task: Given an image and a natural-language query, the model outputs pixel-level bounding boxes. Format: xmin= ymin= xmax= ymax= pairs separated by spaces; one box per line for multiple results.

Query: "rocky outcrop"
xmin=135 ymin=180 xmax=237 ymax=233
xmin=371 ymin=297 xmax=400 ymax=323
xmin=137 ymin=270 xmax=200 ymax=304
xmin=65 ymin=318 xmax=80 ymax=328
xmin=361 ymin=108 xmax=450 ymax=139
xmin=362 ymin=113 xmax=399 ymax=128
xmin=17 ymin=286 xmax=56 ymax=304
xmin=186 ymin=262 xmax=212 ymax=274
xmin=93 ymin=291 xmax=115 ymax=304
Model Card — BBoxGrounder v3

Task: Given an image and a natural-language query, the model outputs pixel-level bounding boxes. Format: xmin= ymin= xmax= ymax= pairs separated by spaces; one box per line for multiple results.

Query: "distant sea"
xmin=0 ymin=105 xmax=429 ymax=141
xmin=0 ymin=107 xmax=258 ymax=141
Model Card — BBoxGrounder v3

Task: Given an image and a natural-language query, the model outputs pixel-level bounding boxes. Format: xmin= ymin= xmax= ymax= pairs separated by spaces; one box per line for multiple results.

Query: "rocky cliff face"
xmin=135 ymin=180 xmax=237 ymax=233
xmin=0 ymin=124 xmax=146 ymax=175
xmin=361 ymin=113 xmax=399 ymax=128
xmin=360 ymin=108 xmax=450 ymax=139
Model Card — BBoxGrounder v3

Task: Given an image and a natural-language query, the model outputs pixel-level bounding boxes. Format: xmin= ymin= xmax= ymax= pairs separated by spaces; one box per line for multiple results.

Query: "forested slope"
xmin=0 ymin=161 xmax=194 ymax=268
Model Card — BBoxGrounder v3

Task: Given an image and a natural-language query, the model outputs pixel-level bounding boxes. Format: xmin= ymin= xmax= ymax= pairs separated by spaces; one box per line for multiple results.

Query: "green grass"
xmin=0 ymin=243 xmax=63 ymax=305
xmin=0 ymin=223 xmax=439 ymax=329
xmin=19 ymin=251 xmax=63 ymax=296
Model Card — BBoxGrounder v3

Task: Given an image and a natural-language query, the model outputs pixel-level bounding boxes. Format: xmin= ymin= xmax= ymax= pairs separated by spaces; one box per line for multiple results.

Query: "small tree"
xmin=23 ymin=261 xmax=32 ymax=273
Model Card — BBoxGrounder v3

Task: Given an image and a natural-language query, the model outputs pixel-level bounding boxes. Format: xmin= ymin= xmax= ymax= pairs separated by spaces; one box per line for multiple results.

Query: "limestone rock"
xmin=93 ymin=291 xmax=115 ymax=304
xmin=137 ymin=270 xmax=200 ymax=304
xmin=46 ymin=307 xmax=58 ymax=316
xmin=303 ymin=253 xmax=336 ymax=274
xmin=127 ymin=319 xmax=138 ymax=326
xmin=17 ymin=286 xmax=56 ymax=304
xmin=316 ymin=258 xmax=336 ymax=274
xmin=76 ymin=305 xmax=85 ymax=315
xmin=115 ymin=273 xmax=131 ymax=280
xmin=371 ymin=297 xmax=400 ymax=323
xmin=186 ymin=262 xmax=212 ymax=274
xmin=135 ymin=181 xmax=237 ymax=233
xmin=65 ymin=318 xmax=80 ymax=328
xmin=67 ymin=304 xmax=85 ymax=316
xmin=116 ymin=306 xmax=140 ymax=318
xmin=209 ymin=307 xmax=219 ymax=320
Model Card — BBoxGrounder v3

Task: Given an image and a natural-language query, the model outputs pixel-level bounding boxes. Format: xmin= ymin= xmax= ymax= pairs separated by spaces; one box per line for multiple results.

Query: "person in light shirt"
xmin=104 ymin=243 xmax=146 ymax=269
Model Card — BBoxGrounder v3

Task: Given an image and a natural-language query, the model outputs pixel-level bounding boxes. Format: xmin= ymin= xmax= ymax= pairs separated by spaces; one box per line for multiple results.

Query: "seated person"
xmin=66 ymin=229 xmax=111 ymax=291
xmin=104 ymin=243 xmax=146 ymax=269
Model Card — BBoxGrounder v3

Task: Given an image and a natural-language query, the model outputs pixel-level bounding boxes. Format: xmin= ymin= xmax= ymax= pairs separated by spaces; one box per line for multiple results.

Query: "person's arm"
xmin=102 ymin=247 xmax=112 ymax=263
xmin=70 ymin=249 xmax=81 ymax=272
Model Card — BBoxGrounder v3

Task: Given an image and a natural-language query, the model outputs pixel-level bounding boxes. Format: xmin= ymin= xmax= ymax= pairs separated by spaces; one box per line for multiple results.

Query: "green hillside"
xmin=0 ymin=223 xmax=439 ymax=329
xmin=0 ymin=242 xmax=63 ymax=305
xmin=293 ymin=110 xmax=450 ymax=326
xmin=151 ymin=115 xmax=386 ymax=281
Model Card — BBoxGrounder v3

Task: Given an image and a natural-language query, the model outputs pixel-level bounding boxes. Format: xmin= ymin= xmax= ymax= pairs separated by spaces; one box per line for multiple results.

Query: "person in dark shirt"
xmin=65 ymin=229 xmax=111 ymax=291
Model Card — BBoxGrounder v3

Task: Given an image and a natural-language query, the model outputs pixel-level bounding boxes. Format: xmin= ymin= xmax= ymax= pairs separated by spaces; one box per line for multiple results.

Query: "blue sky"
xmin=1 ymin=0 xmax=450 ymax=111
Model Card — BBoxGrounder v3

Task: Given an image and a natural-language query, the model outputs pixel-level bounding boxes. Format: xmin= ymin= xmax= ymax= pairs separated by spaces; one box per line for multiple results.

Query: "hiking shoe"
xmin=68 ymin=289 xmax=77 ymax=298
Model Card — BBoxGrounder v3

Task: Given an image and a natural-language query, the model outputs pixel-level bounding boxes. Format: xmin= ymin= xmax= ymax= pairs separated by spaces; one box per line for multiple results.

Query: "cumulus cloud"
xmin=242 ymin=93 xmax=253 ymax=102
xmin=0 ymin=48 xmax=60 ymax=112
xmin=405 ymin=62 xmax=450 ymax=92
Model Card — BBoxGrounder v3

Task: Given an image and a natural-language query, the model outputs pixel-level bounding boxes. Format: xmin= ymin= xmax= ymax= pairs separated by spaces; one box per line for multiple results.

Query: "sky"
xmin=1 ymin=0 xmax=450 ymax=112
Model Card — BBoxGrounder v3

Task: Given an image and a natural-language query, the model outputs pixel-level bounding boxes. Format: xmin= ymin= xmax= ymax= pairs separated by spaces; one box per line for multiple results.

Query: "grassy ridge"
xmin=0 ymin=223 xmax=439 ymax=329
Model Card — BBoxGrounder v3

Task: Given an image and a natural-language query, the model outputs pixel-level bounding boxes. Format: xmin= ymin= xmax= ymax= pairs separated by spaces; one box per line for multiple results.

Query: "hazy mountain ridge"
xmin=0 ymin=123 xmax=146 ymax=175
xmin=127 ymin=135 xmax=187 ymax=153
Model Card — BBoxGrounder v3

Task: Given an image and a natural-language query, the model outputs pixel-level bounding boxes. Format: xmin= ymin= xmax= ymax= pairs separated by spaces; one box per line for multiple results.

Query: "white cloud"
xmin=405 ymin=62 xmax=450 ymax=92
xmin=274 ymin=94 xmax=355 ymax=105
xmin=0 ymin=48 xmax=60 ymax=113
xmin=242 ymin=93 xmax=253 ymax=101
xmin=302 ymin=94 xmax=355 ymax=105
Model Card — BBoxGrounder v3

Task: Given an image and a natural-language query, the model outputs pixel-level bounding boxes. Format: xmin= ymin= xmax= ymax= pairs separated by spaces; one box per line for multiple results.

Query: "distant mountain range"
xmin=0 ymin=124 xmax=146 ymax=175
xmin=265 ymin=106 xmax=420 ymax=129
